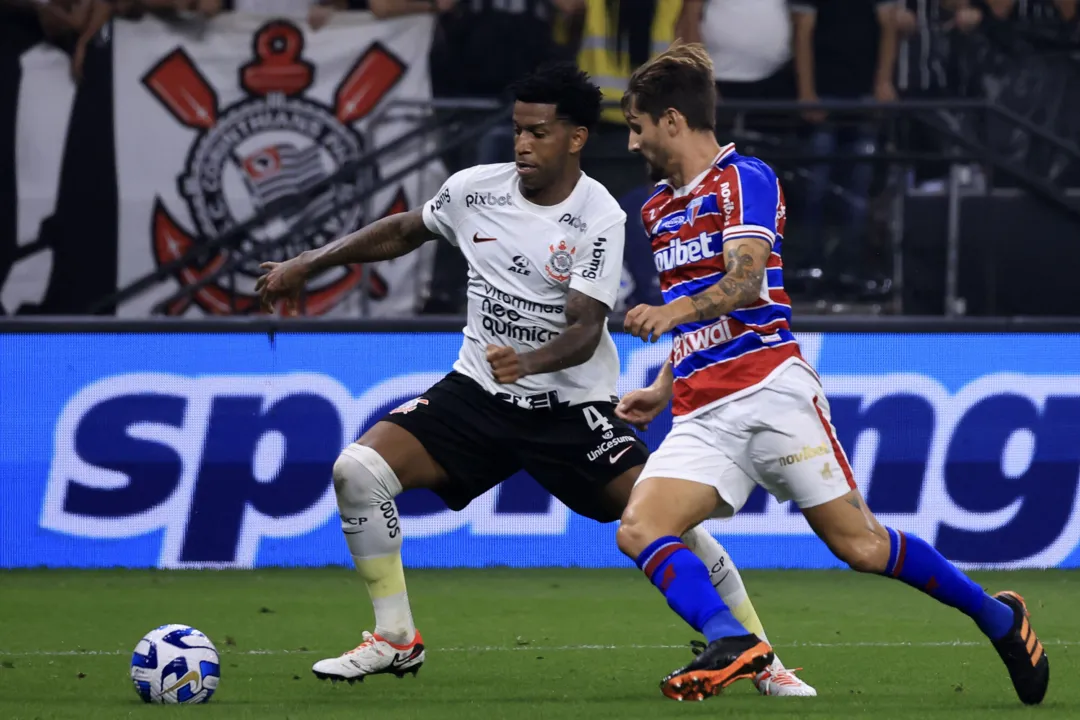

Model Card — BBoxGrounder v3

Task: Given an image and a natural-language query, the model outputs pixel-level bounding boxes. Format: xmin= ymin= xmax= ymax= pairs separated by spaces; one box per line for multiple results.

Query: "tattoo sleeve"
xmin=686 ymin=239 xmax=770 ymax=322
xmin=518 ymin=289 xmax=608 ymax=375
xmin=304 ymin=208 xmax=435 ymax=274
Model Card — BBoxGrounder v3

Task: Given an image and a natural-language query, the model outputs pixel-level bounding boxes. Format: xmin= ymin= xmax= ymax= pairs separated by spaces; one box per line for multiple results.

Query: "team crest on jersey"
xmin=687 ymin=197 xmax=705 ymax=226
xmin=390 ymin=397 xmax=429 ymax=415
xmin=545 ymin=240 xmax=576 ymax=282
xmin=141 ymin=21 xmax=408 ymax=315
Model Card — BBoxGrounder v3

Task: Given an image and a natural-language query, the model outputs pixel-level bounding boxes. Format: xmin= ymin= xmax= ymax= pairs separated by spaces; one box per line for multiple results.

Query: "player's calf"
xmin=618 ymin=479 xmax=741 ymax=636
xmin=803 ymin=491 xmax=1019 ymax=645
xmin=331 ymin=443 xmax=418 ymax=645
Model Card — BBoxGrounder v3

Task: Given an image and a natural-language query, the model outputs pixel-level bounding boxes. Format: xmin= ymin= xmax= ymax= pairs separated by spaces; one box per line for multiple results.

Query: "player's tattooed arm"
xmin=670 ymin=238 xmax=771 ymax=324
xmin=517 ymin=290 xmax=609 ymax=376
xmin=302 ymin=209 xmax=435 ymax=273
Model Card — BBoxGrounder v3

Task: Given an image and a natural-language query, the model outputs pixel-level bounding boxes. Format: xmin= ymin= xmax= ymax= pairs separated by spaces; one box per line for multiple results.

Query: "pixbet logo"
xmin=558 ymin=213 xmax=588 ymax=233
xmin=466 ymin=191 xmax=512 ymax=209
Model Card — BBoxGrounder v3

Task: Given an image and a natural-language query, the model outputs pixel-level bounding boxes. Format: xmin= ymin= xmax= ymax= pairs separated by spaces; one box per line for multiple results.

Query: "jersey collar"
xmin=661 ymin=143 xmax=737 ymax=198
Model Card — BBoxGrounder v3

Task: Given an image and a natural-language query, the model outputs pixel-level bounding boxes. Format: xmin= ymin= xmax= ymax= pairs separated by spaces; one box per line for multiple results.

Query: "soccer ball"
xmin=130 ymin=624 xmax=221 ymax=704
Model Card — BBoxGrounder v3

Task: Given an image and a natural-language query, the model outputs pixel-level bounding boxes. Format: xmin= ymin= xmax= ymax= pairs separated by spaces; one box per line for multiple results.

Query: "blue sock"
xmin=636 ymin=536 xmax=750 ymax=642
xmin=882 ymin=527 xmax=1014 ymax=640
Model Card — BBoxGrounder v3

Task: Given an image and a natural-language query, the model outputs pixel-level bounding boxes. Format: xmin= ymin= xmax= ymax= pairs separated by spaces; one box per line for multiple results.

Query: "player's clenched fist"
xmin=486 ymin=344 xmax=529 ymax=384
xmin=624 ymin=303 xmax=678 ymax=343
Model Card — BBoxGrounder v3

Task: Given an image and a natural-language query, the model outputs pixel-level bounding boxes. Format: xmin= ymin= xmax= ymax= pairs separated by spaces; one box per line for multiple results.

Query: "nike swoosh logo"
xmin=389 ymin=646 xmax=423 ymax=668
xmin=164 ymin=670 xmax=200 ymax=694
xmin=343 ymin=530 xmax=364 ymax=535
xmin=472 ymin=232 xmax=497 ymax=243
xmin=609 ymin=446 xmax=634 ymax=464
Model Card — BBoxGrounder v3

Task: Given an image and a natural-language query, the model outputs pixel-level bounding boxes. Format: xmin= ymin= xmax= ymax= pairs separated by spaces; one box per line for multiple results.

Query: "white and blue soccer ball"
xmin=130 ymin=624 xmax=221 ymax=704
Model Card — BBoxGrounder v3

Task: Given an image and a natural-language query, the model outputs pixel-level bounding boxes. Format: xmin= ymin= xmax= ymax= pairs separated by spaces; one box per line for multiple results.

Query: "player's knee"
xmin=834 ymin=532 xmax=890 ymax=574
xmin=332 ymin=444 xmax=402 ymax=506
xmin=615 ymin=504 xmax=663 ymax=559
xmin=615 ymin=520 xmax=650 ymax=560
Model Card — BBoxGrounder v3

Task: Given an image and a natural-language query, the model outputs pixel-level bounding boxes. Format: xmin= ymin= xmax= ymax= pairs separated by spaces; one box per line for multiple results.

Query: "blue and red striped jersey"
xmin=642 ymin=144 xmax=806 ymax=417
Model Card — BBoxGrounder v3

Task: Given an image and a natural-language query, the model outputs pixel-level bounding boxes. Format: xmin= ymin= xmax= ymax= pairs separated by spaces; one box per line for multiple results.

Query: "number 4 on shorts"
xmin=582 ymin=405 xmax=614 ymax=433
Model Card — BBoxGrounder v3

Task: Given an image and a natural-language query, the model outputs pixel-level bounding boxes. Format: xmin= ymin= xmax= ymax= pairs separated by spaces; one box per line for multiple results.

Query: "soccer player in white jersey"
xmin=256 ymin=62 xmax=813 ymax=695
xmin=613 ymin=43 xmax=1050 ymax=704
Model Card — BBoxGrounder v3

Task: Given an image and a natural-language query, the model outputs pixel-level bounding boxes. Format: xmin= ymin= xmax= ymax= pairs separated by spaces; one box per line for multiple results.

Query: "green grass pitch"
xmin=1 ymin=568 xmax=1077 ymax=719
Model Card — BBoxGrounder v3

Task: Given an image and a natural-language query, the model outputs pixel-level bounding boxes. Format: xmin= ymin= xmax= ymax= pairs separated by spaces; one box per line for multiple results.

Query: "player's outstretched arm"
xmin=301 ymin=208 xmax=435 ymax=271
xmin=256 ymin=209 xmax=435 ymax=311
xmin=487 ymin=290 xmax=608 ymax=384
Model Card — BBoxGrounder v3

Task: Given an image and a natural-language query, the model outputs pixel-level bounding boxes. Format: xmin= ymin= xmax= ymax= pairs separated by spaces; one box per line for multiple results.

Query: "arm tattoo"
xmin=307 ymin=209 xmax=434 ymax=272
xmin=688 ymin=241 xmax=767 ymax=321
xmin=518 ymin=290 xmax=608 ymax=375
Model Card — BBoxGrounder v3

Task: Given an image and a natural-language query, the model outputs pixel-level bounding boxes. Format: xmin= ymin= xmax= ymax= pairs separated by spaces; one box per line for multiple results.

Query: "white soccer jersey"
xmin=421 ymin=163 xmax=627 ymax=409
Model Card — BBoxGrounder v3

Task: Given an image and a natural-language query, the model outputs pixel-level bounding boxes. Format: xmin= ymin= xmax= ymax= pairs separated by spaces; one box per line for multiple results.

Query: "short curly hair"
xmin=510 ymin=62 xmax=603 ymax=131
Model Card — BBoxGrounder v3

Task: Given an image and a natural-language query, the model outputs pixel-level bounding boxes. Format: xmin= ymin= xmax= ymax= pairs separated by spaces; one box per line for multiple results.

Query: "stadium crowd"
xmin=2 ymin=0 xmax=1077 ymax=314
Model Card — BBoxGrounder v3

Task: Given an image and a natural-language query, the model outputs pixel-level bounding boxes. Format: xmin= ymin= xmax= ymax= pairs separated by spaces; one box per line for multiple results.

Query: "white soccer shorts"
xmin=636 ymin=363 xmax=855 ymax=516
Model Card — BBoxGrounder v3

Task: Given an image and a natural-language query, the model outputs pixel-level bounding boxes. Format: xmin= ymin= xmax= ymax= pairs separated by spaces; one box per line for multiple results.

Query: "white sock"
xmin=681 ymin=525 xmax=784 ymax=670
xmin=333 ymin=444 xmax=416 ymax=646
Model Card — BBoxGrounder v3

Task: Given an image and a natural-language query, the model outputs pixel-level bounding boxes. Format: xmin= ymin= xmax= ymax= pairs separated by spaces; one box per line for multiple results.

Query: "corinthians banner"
xmin=5 ymin=13 xmax=442 ymax=317
xmin=114 ymin=13 xmax=440 ymax=317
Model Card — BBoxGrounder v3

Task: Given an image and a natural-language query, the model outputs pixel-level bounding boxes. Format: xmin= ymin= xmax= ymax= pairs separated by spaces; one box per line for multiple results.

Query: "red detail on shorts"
xmin=812 ymin=396 xmax=857 ymax=490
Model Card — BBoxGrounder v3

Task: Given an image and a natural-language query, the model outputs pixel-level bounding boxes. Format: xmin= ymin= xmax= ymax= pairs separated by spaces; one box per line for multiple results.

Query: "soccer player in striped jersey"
xmin=612 ymin=43 xmax=1050 ymax=704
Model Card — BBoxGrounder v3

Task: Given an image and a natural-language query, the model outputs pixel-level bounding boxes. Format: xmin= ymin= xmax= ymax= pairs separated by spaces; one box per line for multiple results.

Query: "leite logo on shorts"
xmin=142 ymin=21 xmax=409 ymax=315
xmin=545 ymin=240 xmax=576 ymax=282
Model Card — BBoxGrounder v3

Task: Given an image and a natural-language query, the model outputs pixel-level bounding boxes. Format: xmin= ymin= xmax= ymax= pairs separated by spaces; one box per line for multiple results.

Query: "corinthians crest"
xmin=545 ymin=240 xmax=576 ymax=282
xmin=142 ymin=21 xmax=408 ymax=314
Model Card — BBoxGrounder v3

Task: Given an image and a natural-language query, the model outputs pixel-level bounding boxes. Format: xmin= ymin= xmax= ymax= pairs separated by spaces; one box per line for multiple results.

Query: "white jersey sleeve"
xmin=421 ymin=168 xmax=474 ymax=245
xmin=568 ymin=212 xmax=626 ymax=309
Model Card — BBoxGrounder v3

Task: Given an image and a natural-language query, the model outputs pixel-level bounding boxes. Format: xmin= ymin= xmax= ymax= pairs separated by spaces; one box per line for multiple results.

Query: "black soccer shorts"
xmin=379 ymin=371 xmax=649 ymax=523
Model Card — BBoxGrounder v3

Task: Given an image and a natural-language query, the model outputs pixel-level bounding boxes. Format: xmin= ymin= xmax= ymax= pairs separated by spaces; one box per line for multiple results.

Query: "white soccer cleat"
xmin=754 ymin=665 xmax=817 ymax=697
xmin=312 ymin=630 xmax=425 ymax=683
